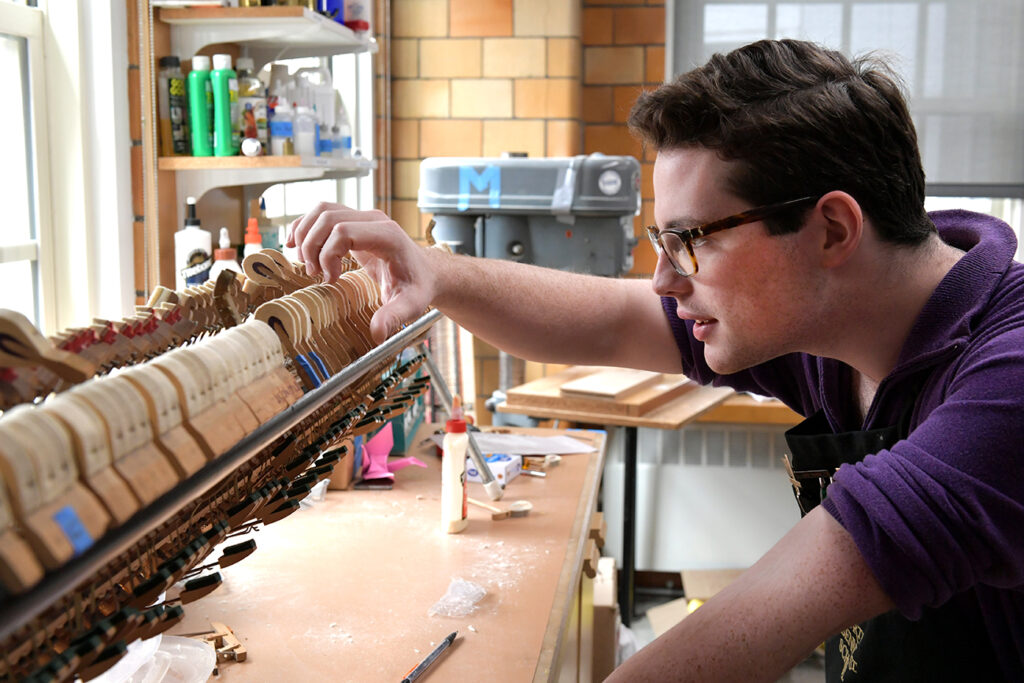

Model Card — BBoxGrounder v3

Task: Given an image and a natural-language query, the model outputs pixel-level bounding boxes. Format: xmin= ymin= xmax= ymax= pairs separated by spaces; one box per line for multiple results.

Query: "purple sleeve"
xmin=822 ymin=329 xmax=1024 ymax=619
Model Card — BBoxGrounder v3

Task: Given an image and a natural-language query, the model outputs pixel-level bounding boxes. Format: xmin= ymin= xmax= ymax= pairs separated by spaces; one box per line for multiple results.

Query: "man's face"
xmin=651 ymin=147 xmax=823 ymax=374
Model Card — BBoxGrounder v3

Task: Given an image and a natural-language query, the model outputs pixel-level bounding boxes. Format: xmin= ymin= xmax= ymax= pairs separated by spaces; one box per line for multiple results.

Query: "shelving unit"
xmin=158 ymin=155 xmax=376 ymax=211
xmin=159 ymin=6 xmax=379 ymax=67
xmin=140 ymin=4 xmax=377 ymax=294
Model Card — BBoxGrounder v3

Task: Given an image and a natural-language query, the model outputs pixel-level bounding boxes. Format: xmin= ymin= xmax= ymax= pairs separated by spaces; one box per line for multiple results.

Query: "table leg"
xmin=620 ymin=425 xmax=637 ymax=627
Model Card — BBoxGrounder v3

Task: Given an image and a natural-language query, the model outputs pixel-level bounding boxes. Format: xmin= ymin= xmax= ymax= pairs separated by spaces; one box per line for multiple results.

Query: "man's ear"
xmin=817 ymin=191 xmax=863 ymax=269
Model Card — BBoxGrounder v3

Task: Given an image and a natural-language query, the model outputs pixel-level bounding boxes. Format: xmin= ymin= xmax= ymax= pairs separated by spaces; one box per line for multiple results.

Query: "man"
xmin=290 ymin=39 xmax=1024 ymax=681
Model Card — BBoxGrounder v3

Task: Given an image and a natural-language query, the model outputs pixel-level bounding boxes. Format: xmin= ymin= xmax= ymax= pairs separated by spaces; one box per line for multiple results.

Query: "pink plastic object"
xmin=361 ymin=422 xmax=395 ymax=481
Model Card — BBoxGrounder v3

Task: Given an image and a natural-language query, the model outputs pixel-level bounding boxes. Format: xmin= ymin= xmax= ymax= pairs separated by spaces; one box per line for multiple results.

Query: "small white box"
xmin=466 ymin=453 xmax=522 ymax=485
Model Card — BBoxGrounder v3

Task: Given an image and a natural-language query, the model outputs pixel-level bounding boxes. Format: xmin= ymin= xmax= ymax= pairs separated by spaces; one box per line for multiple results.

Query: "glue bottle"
xmin=243 ymin=217 xmax=262 ymax=259
xmin=174 ymin=196 xmax=212 ymax=290
xmin=208 ymin=227 xmax=243 ymax=282
xmin=441 ymin=396 xmax=469 ymax=534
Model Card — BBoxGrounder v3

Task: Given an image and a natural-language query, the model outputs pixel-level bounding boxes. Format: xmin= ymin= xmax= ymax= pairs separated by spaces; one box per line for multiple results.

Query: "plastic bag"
xmin=427 ymin=578 xmax=487 ymax=617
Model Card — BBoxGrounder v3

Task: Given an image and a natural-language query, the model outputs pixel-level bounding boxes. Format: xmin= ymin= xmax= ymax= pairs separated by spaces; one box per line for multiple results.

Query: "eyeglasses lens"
xmin=659 ymin=232 xmax=694 ymax=275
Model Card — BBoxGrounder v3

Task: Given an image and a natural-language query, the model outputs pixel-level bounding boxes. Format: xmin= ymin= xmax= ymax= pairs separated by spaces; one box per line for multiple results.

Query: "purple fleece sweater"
xmin=661 ymin=210 xmax=1024 ymax=678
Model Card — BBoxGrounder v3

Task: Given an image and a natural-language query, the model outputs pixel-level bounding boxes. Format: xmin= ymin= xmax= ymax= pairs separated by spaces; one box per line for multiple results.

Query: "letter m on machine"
xmin=457 ymin=165 xmax=501 ymax=212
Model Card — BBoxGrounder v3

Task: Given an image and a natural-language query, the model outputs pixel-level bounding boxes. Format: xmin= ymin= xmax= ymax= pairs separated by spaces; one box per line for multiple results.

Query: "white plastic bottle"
xmin=208 ymin=227 xmax=243 ymax=281
xmin=174 ymin=196 xmax=212 ymax=290
xmin=293 ymin=105 xmax=318 ymax=157
xmin=334 ymin=101 xmax=353 ymax=158
xmin=441 ymin=396 xmax=469 ymax=534
xmin=269 ymin=99 xmax=294 ymax=156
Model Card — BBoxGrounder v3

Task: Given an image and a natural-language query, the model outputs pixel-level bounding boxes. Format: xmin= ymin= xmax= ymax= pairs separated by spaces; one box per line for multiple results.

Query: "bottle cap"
xmin=240 ymin=137 xmax=262 ymax=157
xmin=214 ymin=227 xmax=237 ymax=261
xmin=184 ymin=196 xmax=201 ymax=229
xmin=446 ymin=396 xmax=467 ymax=433
xmin=245 ymin=218 xmax=261 ymax=244
xmin=159 ymin=56 xmax=181 ymax=68
xmin=212 ymin=54 xmax=232 ymax=71
xmin=192 ymin=55 xmax=211 ymax=71
xmin=236 ymin=56 xmax=254 ymax=72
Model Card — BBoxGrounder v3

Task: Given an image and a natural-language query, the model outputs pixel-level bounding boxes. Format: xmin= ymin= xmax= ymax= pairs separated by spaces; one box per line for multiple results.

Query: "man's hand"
xmin=287 ymin=203 xmax=438 ymax=344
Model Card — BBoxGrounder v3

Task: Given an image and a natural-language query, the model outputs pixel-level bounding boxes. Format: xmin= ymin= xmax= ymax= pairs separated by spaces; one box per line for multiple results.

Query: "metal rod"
xmin=0 ymin=309 xmax=442 ymax=642
xmin=418 ymin=341 xmax=502 ymax=500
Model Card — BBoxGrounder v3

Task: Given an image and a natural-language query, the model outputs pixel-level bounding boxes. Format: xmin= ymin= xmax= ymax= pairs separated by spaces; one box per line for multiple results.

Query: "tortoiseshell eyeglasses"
xmin=646 ymin=196 xmax=818 ymax=277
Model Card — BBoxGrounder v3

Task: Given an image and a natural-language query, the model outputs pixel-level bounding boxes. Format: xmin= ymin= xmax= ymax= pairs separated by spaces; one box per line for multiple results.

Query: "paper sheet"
xmin=429 ymin=433 xmax=597 ymax=456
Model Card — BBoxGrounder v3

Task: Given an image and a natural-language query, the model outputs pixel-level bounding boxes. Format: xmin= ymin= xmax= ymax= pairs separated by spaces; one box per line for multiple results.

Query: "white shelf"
xmin=159 ymin=155 xmax=376 ymax=205
xmin=160 ymin=6 xmax=378 ymax=67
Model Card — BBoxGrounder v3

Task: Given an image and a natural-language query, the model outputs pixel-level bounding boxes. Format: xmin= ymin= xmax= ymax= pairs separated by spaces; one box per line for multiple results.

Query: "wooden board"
xmin=559 ymin=368 xmax=663 ymax=400
xmin=506 ymin=366 xmax=695 ymax=418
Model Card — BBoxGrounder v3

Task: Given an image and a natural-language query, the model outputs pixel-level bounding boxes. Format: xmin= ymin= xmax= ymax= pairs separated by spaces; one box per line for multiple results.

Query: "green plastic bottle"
xmin=210 ymin=53 xmax=240 ymax=156
xmin=187 ymin=55 xmax=213 ymax=156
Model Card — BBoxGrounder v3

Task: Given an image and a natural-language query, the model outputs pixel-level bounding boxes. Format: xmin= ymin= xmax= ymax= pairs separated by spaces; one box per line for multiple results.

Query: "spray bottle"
xmin=208 ymin=227 xmax=243 ymax=281
xmin=236 ymin=56 xmax=267 ymax=151
xmin=441 ymin=395 xmax=469 ymax=534
xmin=174 ymin=196 xmax=212 ymax=290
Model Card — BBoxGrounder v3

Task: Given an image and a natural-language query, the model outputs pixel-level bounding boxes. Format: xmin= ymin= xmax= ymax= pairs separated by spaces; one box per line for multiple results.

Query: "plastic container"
xmin=210 ymin=53 xmax=240 ymax=156
xmin=243 ymin=217 xmax=262 ymax=259
xmin=174 ymin=196 xmax=212 ymax=290
xmin=294 ymin=63 xmax=334 ymax=130
xmin=269 ymin=99 xmax=294 ymax=156
xmin=236 ymin=56 xmax=267 ymax=151
xmin=441 ymin=396 xmax=469 ymax=534
xmin=208 ymin=227 xmax=243 ymax=281
xmin=186 ymin=55 xmax=213 ymax=156
xmin=292 ymin=105 xmax=318 ymax=157
xmin=344 ymin=0 xmax=372 ymax=33
xmin=267 ymin=63 xmax=293 ymax=119
xmin=157 ymin=56 xmax=187 ymax=156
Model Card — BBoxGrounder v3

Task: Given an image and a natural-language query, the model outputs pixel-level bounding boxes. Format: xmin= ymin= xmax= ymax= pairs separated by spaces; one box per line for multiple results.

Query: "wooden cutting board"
xmin=560 ymin=368 xmax=663 ymax=399
xmin=506 ymin=366 xmax=695 ymax=417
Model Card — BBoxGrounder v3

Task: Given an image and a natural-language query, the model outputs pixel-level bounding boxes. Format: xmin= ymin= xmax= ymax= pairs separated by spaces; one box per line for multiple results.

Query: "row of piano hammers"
xmin=0 ymin=257 xmax=433 ymax=681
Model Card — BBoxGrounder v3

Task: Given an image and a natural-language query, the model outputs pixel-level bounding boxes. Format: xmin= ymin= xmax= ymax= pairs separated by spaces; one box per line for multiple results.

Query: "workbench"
xmin=496 ymin=366 xmax=737 ymax=627
xmin=168 ymin=423 xmax=607 ymax=682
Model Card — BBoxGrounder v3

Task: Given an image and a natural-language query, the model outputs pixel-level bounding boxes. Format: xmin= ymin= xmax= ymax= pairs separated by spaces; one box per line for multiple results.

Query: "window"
xmin=667 ymin=0 xmax=1024 ymax=249
xmin=0 ymin=0 xmax=55 ymax=331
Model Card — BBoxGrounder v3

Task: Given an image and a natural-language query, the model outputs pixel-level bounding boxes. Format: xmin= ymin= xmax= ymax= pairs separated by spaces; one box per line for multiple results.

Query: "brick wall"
xmin=582 ymin=0 xmax=664 ymax=276
xmin=379 ymin=0 xmax=667 ymax=422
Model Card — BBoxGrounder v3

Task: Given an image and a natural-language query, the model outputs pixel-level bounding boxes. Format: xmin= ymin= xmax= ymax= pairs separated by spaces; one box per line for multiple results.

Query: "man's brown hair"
xmin=628 ymin=39 xmax=935 ymax=244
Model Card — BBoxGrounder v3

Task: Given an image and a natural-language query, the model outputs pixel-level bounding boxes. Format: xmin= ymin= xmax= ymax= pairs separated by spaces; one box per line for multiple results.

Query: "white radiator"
xmin=599 ymin=423 xmax=801 ymax=571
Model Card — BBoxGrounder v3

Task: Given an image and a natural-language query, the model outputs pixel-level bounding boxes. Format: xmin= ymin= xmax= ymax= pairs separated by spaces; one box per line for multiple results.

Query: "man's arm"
xmin=607 ymin=507 xmax=895 ymax=682
xmin=288 ymin=204 xmax=682 ymax=372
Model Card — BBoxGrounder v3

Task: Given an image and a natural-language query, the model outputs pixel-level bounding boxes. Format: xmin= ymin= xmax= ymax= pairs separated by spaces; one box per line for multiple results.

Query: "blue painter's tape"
xmin=295 ymin=355 xmax=322 ymax=388
xmin=308 ymin=350 xmax=330 ymax=381
xmin=457 ymin=165 xmax=501 ymax=212
xmin=53 ymin=505 xmax=93 ymax=556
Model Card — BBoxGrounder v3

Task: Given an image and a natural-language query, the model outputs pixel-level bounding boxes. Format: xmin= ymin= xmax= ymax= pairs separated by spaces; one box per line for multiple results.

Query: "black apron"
xmin=784 ymin=409 xmax=1005 ymax=682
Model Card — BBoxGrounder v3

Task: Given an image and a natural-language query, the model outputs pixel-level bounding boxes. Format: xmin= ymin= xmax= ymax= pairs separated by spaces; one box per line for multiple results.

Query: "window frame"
xmin=0 ymin=0 xmax=57 ymax=333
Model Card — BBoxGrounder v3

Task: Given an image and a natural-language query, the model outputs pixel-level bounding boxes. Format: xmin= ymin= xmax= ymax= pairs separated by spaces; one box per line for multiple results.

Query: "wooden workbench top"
xmin=169 ymin=425 xmax=605 ymax=682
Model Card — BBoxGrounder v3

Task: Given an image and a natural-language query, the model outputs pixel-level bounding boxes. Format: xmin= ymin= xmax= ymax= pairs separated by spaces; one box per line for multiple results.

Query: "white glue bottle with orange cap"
xmin=441 ymin=396 xmax=469 ymax=534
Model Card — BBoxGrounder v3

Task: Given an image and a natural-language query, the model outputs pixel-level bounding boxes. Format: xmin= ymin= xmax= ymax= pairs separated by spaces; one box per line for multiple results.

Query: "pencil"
xmin=401 ymin=631 xmax=457 ymax=683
